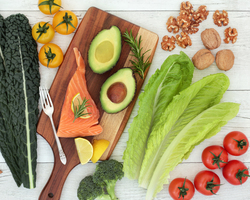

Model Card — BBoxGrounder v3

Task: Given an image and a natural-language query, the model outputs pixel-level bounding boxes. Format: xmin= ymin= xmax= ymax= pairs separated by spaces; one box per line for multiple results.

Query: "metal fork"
xmin=39 ymin=86 xmax=67 ymax=165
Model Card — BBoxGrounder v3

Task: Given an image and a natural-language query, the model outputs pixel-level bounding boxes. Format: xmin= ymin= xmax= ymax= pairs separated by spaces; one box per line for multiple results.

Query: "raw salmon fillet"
xmin=56 ymin=47 xmax=103 ymax=137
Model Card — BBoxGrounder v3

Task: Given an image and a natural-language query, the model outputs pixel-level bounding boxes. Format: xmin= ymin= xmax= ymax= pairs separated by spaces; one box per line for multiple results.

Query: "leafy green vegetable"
xmin=146 ymin=102 xmax=239 ymax=199
xmin=123 ymin=51 xmax=194 ymax=180
xmin=139 ymin=73 xmax=230 ymax=188
xmin=0 ymin=14 xmax=40 ymax=189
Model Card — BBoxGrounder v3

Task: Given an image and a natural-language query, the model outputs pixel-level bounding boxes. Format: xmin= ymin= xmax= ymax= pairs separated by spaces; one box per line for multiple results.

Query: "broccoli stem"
xmin=96 ymin=194 xmax=112 ymax=200
xmin=105 ymin=180 xmax=118 ymax=200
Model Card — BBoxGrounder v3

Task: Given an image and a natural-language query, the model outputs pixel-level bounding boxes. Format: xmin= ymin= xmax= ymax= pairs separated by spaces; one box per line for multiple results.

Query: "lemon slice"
xmin=75 ymin=138 xmax=93 ymax=165
xmin=91 ymin=139 xmax=110 ymax=163
xmin=71 ymin=93 xmax=90 ymax=119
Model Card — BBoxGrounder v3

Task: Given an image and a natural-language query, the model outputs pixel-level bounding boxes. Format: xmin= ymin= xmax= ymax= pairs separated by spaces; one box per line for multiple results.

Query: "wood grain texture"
xmin=1 ymin=1 xmax=250 ymax=199
xmin=36 ymin=7 xmax=158 ymax=200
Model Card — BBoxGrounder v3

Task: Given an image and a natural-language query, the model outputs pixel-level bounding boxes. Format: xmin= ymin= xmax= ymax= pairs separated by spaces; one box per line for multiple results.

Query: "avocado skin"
xmin=100 ymin=68 xmax=136 ymax=113
xmin=88 ymin=26 xmax=122 ymax=74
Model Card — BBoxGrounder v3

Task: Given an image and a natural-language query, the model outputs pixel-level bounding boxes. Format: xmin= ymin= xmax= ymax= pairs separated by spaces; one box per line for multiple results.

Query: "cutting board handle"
xmin=39 ymin=158 xmax=67 ymax=200
xmin=39 ymin=143 xmax=78 ymax=200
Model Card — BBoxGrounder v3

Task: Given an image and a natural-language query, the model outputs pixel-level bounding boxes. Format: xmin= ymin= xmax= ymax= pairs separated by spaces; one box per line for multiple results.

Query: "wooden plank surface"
xmin=1 ymin=1 xmax=250 ymax=200
xmin=36 ymin=6 xmax=158 ymax=200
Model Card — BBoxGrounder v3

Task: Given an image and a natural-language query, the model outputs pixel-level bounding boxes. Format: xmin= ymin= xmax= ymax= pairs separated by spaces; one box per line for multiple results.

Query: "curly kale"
xmin=93 ymin=159 xmax=124 ymax=200
xmin=0 ymin=14 xmax=40 ymax=189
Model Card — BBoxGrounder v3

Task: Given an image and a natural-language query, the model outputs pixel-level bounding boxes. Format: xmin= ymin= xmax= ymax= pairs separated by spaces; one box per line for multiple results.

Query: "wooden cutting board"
xmin=37 ymin=7 xmax=158 ymax=200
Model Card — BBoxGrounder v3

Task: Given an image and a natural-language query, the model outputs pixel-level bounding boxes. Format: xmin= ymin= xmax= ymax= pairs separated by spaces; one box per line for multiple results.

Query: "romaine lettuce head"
xmin=122 ymin=52 xmax=194 ymax=179
xmin=139 ymin=73 xmax=230 ymax=188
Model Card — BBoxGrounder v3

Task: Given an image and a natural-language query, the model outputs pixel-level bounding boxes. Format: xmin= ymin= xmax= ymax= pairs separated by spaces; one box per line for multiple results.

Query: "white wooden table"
xmin=1 ymin=0 xmax=250 ymax=199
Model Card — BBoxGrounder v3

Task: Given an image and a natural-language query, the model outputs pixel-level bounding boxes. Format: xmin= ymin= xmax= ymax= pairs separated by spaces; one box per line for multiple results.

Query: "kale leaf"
xmin=0 ymin=13 xmax=40 ymax=189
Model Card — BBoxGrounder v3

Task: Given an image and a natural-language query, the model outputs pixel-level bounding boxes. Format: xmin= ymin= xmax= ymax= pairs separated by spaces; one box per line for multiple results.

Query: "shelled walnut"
xmin=193 ymin=5 xmax=209 ymax=23
xmin=161 ymin=35 xmax=176 ymax=51
xmin=213 ymin=10 xmax=229 ymax=27
xmin=176 ymin=32 xmax=192 ymax=48
xmin=180 ymin=1 xmax=194 ymax=14
xmin=166 ymin=16 xmax=179 ymax=33
xmin=182 ymin=20 xmax=199 ymax=34
xmin=177 ymin=10 xmax=192 ymax=29
xmin=224 ymin=27 xmax=238 ymax=44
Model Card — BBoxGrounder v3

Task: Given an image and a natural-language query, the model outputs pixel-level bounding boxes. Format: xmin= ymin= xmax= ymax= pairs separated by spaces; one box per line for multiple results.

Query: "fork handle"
xmin=49 ymin=116 xmax=67 ymax=165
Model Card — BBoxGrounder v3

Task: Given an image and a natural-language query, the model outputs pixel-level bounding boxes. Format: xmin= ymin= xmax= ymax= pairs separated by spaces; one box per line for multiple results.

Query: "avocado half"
xmin=88 ymin=26 xmax=122 ymax=74
xmin=100 ymin=68 xmax=136 ymax=113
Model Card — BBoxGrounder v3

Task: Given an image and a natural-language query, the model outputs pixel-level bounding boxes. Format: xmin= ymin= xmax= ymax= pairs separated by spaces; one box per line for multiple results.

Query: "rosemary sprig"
xmin=72 ymin=97 xmax=91 ymax=122
xmin=123 ymin=29 xmax=151 ymax=79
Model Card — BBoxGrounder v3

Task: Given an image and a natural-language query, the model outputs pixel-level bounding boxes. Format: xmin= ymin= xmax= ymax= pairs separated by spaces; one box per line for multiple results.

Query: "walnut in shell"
xmin=201 ymin=28 xmax=221 ymax=50
xmin=192 ymin=49 xmax=215 ymax=70
xmin=216 ymin=49 xmax=235 ymax=71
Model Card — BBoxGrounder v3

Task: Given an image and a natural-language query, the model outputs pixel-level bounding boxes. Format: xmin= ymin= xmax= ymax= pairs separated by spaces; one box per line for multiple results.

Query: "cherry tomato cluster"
xmin=33 ymin=0 xmax=78 ymax=68
xmin=168 ymin=131 xmax=249 ymax=200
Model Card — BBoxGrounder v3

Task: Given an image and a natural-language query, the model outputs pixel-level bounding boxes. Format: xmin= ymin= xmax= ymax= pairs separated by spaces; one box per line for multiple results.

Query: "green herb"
xmin=35 ymin=22 xmax=50 ymax=41
xmin=123 ymin=29 xmax=151 ymax=79
xmin=38 ymin=0 xmax=62 ymax=14
xmin=73 ymin=97 xmax=91 ymax=122
xmin=55 ymin=12 xmax=76 ymax=33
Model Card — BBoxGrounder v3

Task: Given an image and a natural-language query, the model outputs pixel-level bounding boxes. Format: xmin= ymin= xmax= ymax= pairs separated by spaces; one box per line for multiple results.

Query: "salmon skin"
xmin=56 ymin=47 xmax=103 ymax=138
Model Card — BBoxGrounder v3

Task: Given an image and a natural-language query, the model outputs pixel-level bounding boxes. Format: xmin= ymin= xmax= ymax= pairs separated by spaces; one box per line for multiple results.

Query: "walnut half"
xmin=224 ymin=27 xmax=238 ymax=44
xmin=176 ymin=32 xmax=192 ymax=48
xmin=161 ymin=35 xmax=176 ymax=51
xmin=166 ymin=16 xmax=179 ymax=34
xmin=213 ymin=10 xmax=229 ymax=27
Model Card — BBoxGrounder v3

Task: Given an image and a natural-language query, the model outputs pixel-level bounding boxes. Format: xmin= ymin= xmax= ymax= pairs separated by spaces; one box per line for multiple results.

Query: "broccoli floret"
xmin=93 ymin=159 xmax=124 ymax=200
xmin=77 ymin=175 xmax=111 ymax=200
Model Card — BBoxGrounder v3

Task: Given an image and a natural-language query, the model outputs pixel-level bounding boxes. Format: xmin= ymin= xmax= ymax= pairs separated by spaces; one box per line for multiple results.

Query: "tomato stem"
xmin=177 ymin=178 xmax=189 ymax=199
xmin=35 ymin=22 xmax=50 ymax=42
xmin=44 ymin=46 xmax=56 ymax=67
xmin=206 ymin=176 xmax=222 ymax=195
xmin=233 ymin=138 xmax=248 ymax=151
xmin=55 ymin=12 xmax=76 ymax=33
xmin=210 ymin=150 xmax=227 ymax=169
xmin=38 ymin=0 xmax=62 ymax=14
xmin=236 ymin=169 xmax=250 ymax=184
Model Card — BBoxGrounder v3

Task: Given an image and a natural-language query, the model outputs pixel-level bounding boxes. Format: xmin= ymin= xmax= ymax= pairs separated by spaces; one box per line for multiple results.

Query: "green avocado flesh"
xmin=100 ymin=68 xmax=136 ymax=113
xmin=88 ymin=26 xmax=122 ymax=74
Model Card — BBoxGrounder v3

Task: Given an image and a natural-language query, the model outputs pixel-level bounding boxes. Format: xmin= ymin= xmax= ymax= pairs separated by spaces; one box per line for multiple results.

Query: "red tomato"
xmin=169 ymin=178 xmax=195 ymax=200
xmin=202 ymin=145 xmax=228 ymax=169
xmin=223 ymin=131 xmax=249 ymax=156
xmin=194 ymin=170 xmax=221 ymax=196
xmin=223 ymin=160 xmax=250 ymax=185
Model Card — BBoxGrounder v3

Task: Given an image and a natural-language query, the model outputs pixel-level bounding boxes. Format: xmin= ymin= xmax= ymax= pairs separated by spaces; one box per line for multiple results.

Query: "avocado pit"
xmin=100 ymin=68 xmax=136 ymax=113
xmin=107 ymin=82 xmax=127 ymax=103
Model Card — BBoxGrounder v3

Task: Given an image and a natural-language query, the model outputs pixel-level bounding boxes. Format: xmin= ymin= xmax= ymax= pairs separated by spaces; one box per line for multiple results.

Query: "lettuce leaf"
xmin=146 ymin=102 xmax=240 ymax=199
xmin=122 ymin=52 xmax=194 ymax=179
xmin=138 ymin=73 xmax=230 ymax=188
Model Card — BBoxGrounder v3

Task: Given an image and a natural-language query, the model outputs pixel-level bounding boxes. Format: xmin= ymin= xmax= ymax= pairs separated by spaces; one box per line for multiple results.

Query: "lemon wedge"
xmin=75 ymin=138 xmax=93 ymax=165
xmin=71 ymin=93 xmax=90 ymax=119
xmin=91 ymin=139 xmax=110 ymax=163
